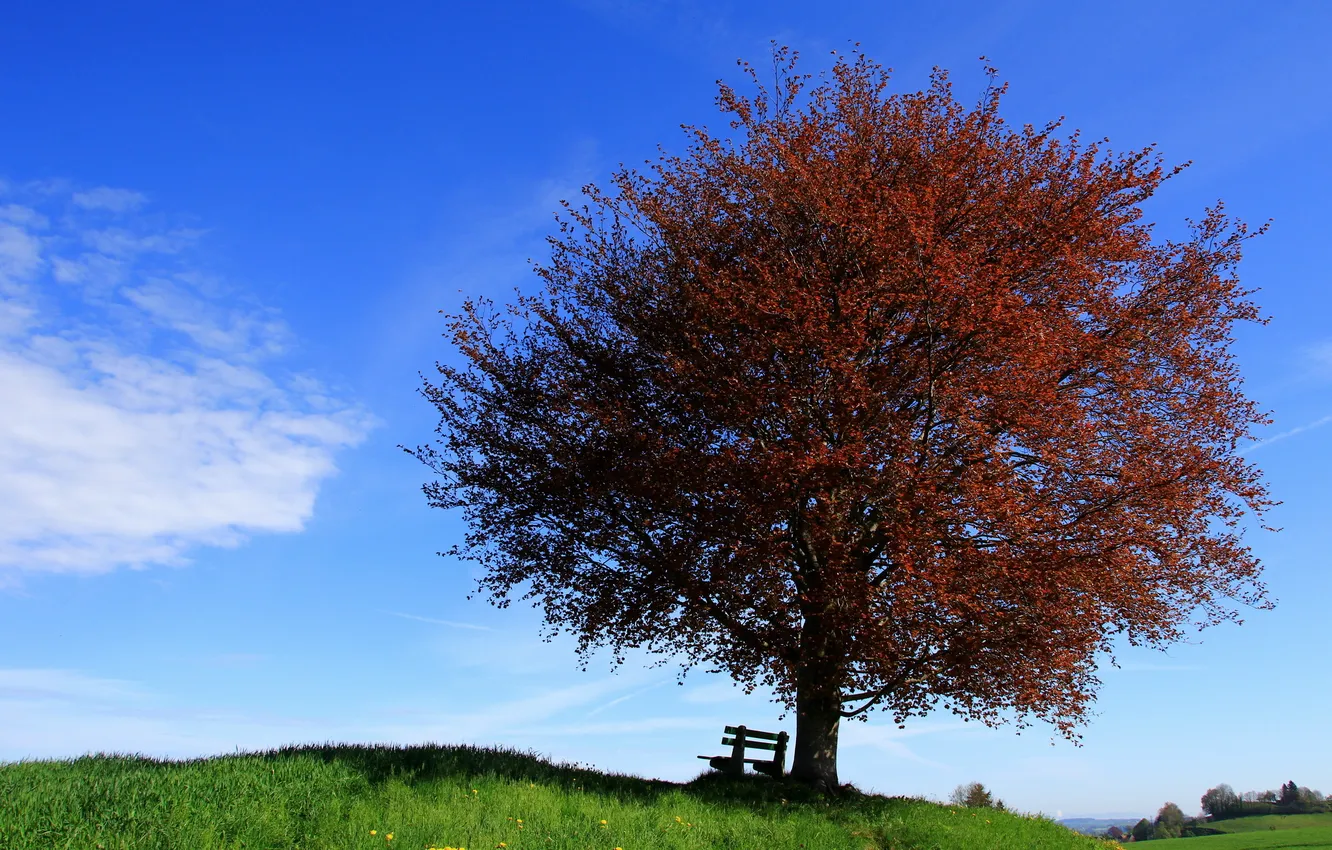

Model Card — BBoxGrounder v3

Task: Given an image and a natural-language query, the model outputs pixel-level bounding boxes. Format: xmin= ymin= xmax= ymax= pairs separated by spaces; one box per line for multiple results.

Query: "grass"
xmin=0 ymin=740 xmax=1117 ymax=850
xmin=1202 ymin=815 xmax=1332 ymax=834
xmin=1152 ymin=826 xmax=1332 ymax=848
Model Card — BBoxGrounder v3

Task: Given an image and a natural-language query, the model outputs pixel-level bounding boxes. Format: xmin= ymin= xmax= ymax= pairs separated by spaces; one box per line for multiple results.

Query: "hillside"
xmin=1202 ymin=814 xmax=1332 ymax=834
xmin=1152 ymin=826 xmax=1332 ymax=848
xmin=1149 ymin=814 xmax=1332 ymax=849
xmin=0 ymin=741 xmax=1114 ymax=850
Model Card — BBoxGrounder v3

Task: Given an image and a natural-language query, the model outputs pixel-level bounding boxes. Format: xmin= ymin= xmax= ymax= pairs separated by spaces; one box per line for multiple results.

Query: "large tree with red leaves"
xmin=404 ymin=48 xmax=1277 ymax=794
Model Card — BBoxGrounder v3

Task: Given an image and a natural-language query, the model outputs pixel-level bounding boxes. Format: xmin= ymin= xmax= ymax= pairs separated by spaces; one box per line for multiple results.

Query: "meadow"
xmin=0 ymin=741 xmax=1117 ymax=850
xmin=1200 ymin=814 xmax=1332 ymax=834
xmin=1152 ymin=827 xmax=1332 ymax=848
xmin=1146 ymin=814 xmax=1332 ymax=848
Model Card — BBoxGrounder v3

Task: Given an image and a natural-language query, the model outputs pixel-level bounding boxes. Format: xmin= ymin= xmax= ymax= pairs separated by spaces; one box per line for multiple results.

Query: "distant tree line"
xmin=1199 ymin=781 xmax=1327 ymax=820
xmin=1106 ymin=781 xmax=1328 ymax=842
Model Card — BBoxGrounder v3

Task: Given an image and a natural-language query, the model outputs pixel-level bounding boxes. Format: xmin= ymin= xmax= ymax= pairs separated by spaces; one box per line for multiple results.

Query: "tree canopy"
xmin=1155 ymin=802 xmax=1186 ymax=839
xmin=1201 ymin=783 xmax=1241 ymax=819
xmin=405 ymin=46 xmax=1276 ymax=792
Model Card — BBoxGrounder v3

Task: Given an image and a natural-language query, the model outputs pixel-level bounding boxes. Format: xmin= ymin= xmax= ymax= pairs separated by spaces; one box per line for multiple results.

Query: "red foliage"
xmin=406 ymin=47 xmax=1277 ymax=791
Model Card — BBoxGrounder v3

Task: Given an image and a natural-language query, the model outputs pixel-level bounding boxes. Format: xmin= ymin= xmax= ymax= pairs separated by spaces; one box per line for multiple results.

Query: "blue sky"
xmin=1 ymin=0 xmax=1329 ymax=822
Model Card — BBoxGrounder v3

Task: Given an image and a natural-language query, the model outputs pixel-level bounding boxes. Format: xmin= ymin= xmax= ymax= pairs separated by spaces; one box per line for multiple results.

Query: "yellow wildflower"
xmin=387 ymin=834 xmax=394 ymax=841
xmin=370 ymin=831 xmax=377 ymax=836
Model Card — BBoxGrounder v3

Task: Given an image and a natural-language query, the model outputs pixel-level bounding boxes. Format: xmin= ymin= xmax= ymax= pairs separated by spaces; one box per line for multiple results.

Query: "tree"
xmin=950 ymin=781 xmax=996 ymax=808
xmin=1106 ymin=825 xmax=1125 ymax=841
xmin=1131 ymin=818 xmax=1154 ymax=842
xmin=1154 ymin=802 xmax=1185 ymax=839
xmin=1201 ymin=783 xmax=1241 ymax=819
xmin=404 ymin=45 xmax=1278 ymax=793
xmin=1280 ymin=781 xmax=1299 ymax=806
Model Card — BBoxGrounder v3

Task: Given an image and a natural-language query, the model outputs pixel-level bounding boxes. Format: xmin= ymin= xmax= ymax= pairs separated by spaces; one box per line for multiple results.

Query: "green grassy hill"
xmin=1202 ymin=814 xmax=1332 ymax=834
xmin=1151 ymin=826 xmax=1332 ymax=848
xmin=1149 ymin=814 xmax=1332 ymax=849
xmin=0 ymin=741 xmax=1116 ymax=850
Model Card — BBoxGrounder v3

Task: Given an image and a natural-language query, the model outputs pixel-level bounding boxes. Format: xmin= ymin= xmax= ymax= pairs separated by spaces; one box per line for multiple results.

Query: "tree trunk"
xmin=787 ymin=671 xmax=842 ymax=794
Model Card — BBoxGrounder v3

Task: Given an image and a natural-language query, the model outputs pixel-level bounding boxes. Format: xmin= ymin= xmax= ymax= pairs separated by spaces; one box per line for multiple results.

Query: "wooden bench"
xmin=697 ymin=724 xmax=789 ymax=778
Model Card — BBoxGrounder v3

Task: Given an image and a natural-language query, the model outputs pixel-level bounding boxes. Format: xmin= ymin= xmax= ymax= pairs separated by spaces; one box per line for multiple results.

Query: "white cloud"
xmin=52 ymin=252 xmax=129 ymax=289
xmin=120 ymin=280 xmax=293 ymax=358
xmin=71 ymin=187 xmax=148 ymax=213
xmin=0 ymin=184 xmax=381 ymax=588
xmin=0 ymin=204 xmax=49 ymax=229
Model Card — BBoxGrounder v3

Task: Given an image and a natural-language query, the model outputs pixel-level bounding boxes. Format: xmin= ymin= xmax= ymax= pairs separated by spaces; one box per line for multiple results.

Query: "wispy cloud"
xmin=842 ymin=721 xmax=963 ymax=771
xmin=360 ymin=676 xmax=657 ymax=745
xmin=205 ymin=653 xmax=267 ymax=669
xmin=0 ymin=665 xmax=702 ymax=774
xmin=529 ymin=716 xmax=716 ymax=736
xmin=0 ymin=182 xmax=381 ymax=590
xmin=0 ymin=668 xmax=155 ymax=704
xmin=71 ymin=187 xmax=148 ymax=213
xmin=679 ymin=679 xmax=759 ymax=704
xmin=1306 ymin=340 xmax=1332 ymax=373
xmin=384 ymin=611 xmax=495 ymax=631
xmin=363 ymin=138 xmax=603 ymax=385
xmin=585 ymin=679 xmax=671 ymax=717
xmin=0 ymin=667 xmax=350 ymax=763
xmin=1238 ymin=413 xmax=1332 ymax=455
xmin=82 ymin=227 xmax=204 ymax=258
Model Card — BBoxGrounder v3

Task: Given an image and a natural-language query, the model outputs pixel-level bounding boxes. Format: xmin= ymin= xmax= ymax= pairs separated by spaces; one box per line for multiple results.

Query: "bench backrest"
xmin=720 ymin=724 xmax=788 ymax=776
xmin=721 ymin=725 xmax=785 ymax=752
